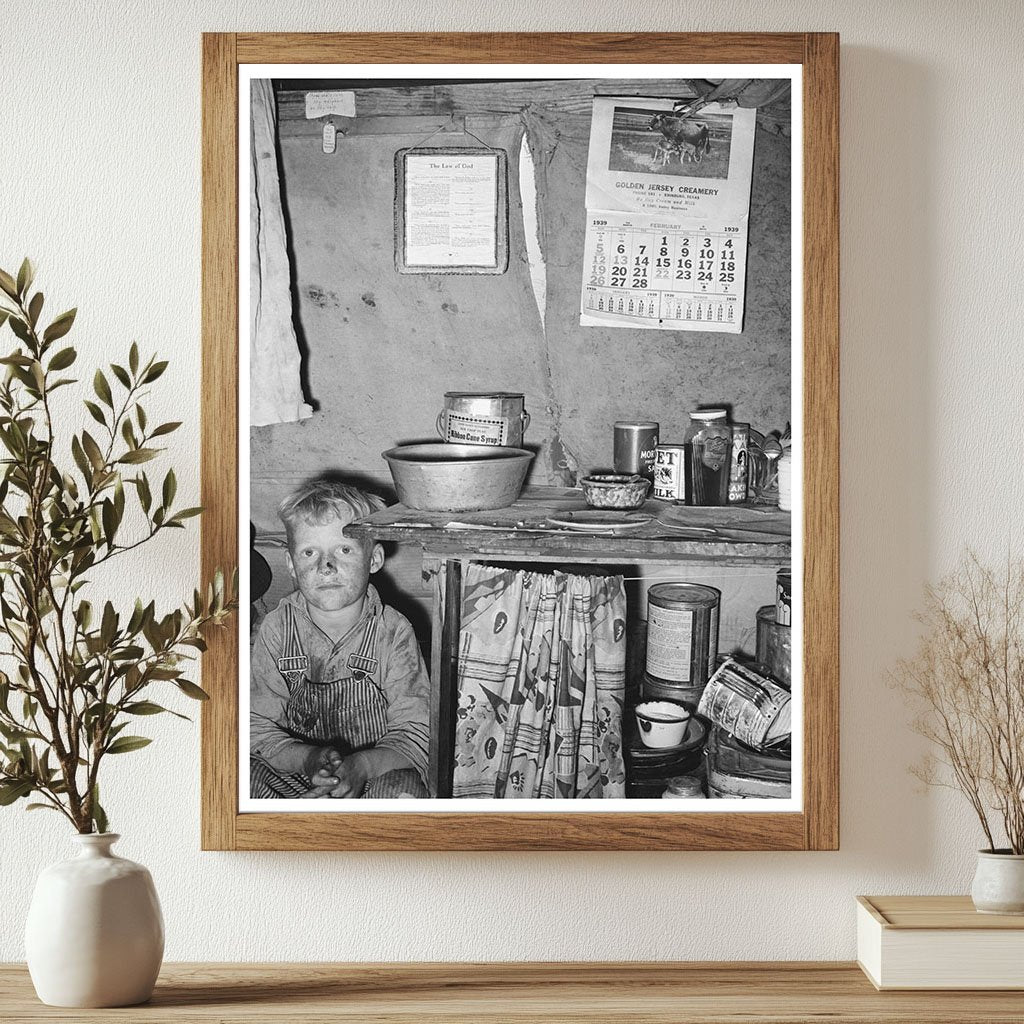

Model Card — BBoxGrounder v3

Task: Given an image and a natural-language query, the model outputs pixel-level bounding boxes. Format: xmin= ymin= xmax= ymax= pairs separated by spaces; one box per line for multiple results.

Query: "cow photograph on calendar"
xmin=241 ymin=68 xmax=799 ymax=814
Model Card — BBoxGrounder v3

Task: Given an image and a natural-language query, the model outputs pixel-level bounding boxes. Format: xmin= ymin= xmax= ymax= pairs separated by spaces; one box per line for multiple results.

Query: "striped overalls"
xmin=250 ymin=600 xmax=427 ymax=799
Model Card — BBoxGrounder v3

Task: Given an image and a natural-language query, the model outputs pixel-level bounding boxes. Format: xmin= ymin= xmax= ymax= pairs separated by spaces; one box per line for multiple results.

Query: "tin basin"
xmin=382 ymin=443 xmax=534 ymax=512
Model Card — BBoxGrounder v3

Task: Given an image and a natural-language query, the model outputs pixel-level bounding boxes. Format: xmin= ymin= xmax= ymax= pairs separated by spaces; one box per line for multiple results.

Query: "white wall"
xmin=2 ymin=0 xmax=1022 ymax=962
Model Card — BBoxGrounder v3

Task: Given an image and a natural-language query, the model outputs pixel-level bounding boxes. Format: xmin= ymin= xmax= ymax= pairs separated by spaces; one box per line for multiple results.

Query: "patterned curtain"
xmin=453 ymin=564 xmax=626 ymax=799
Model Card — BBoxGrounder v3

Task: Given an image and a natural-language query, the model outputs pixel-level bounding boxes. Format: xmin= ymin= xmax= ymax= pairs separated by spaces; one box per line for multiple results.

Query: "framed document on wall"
xmin=395 ymin=147 xmax=510 ymax=274
xmin=201 ymin=32 xmax=839 ymax=852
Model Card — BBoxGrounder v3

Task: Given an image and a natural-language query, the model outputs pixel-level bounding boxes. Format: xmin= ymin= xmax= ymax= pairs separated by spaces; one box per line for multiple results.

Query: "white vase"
xmin=971 ymin=849 xmax=1024 ymax=915
xmin=24 ymin=833 xmax=164 ymax=1007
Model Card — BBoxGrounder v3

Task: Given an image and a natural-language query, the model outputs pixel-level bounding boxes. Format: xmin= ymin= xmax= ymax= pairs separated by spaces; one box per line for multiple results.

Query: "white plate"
xmin=546 ymin=511 xmax=654 ymax=534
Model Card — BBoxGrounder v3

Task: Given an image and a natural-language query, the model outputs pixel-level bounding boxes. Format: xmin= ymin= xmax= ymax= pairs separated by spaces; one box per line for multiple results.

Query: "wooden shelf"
xmin=3 ymin=962 xmax=1022 ymax=1022
xmin=347 ymin=486 xmax=791 ymax=565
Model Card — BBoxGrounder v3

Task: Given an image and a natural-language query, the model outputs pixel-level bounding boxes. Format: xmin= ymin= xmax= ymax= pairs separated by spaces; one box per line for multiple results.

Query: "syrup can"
xmin=436 ymin=392 xmax=530 ymax=448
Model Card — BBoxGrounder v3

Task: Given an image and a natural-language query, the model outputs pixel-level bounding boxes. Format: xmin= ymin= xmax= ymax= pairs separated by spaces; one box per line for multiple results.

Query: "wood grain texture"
xmin=801 ymin=32 xmax=840 ymax=851
xmin=200 ymin=33 xmax=239 ymax=851
xmin=236 ymin=32 xmax=807 ymax=64
xmin=345 ymin=488 xmax=792 ymax=566
xmin=201 ymin=32 xmax=840 ymax=851
xmin=3 ymin=962 xmax=1022 ymax=1023
xmin=861 ymin=896 xmax=1024 ymax=930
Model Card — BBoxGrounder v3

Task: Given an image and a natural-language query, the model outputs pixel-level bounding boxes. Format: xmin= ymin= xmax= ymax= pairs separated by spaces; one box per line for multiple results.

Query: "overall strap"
xmin=277 ymin=602 xmax=309 ymax=688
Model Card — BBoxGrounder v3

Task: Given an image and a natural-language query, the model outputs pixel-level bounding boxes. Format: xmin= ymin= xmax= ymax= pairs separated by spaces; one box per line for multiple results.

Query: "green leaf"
xmin=16 ymin=258 xmax=34 ymax=298
xmin=105 ymin=735 xmax=152 ymax=755
xmin=71 ymin=435 xmax=92 ymax=482
xmin=27 ymin=292 xmax=43 ymax=328
xmin=142 ymin=360 xmax=168 ymax=383
xmin=118 ymin=448 xmax=157 ymax=465
xmin=26 ymin=802 xmax=61 ymax=813
xmin=124 ymin=700 xmax=177 ymax=717
xmin=149 ymin=421 xmax=181 ymax=438
xmin=0 ymin=269 xmax=18 ymax=300
xmin=129 ymin=342 xmax=139 ymax=375
xmin=93 ymin=369 xmax=113 ymax=408
xmin=113 ymin=475 xmax=125 ymax=521
xmin=136 ymin=404 xmax=147 ymax=432
xmin=42 ymin=308 xmax=76 ymax=344
xmin=168 ymin=507 xmax=203 ymax=524
xmin=47 ymin=346 xmax=77 ymax=371
xmin=8 ymin=317 xmax=32 ymax=345
xmin=100 ymin=601 xmax=117 ymax=647
xmin=121 ymin=418 xmax=137 ymax=449
xmin=101 ymin=498 xmax=117 ymax=546
xmin=110 ymin=363 xmax=131 ymax=389
xmin=175 ymin=679 xmax=210 ymax=701
xmin=83 ymin=400 xmax=106 ymax=427
xmin=0 ymin=779 xmax=33 ymax=805
xmin=81 ymin=431 xmax=105 ymax=471
xmin=91 ymin=785 xmax=108 ymax=834
xmin=162 ymin=468 xmax=176 ymax=508
xmin=136 ymin=473 xmax=152 ymax=513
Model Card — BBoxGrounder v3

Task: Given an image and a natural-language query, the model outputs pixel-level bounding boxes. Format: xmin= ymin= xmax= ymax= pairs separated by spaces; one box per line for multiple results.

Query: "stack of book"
xmin=857 ymin=895 xmax=1024 ymax=990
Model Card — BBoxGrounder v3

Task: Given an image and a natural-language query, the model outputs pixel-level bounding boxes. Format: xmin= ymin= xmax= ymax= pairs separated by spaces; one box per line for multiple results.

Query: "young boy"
xmin=250 ymin=479 xmax=430 ymax=799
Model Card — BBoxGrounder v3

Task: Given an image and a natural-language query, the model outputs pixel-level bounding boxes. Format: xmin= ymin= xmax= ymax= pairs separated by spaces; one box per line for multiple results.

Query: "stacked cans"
xmin=755 ymin=569 xmax=793 ymax=686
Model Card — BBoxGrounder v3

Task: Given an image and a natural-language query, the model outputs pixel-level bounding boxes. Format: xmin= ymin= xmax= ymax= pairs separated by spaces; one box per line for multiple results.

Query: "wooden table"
xmin=347 ymin=487 xmax=791 ymax=797
xmin=3 ymin=962 xmax=1022 ymax=1022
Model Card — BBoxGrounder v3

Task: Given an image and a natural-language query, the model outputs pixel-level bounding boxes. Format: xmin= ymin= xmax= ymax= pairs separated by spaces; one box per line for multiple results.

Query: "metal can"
xmin=436 ymin=392 xmax=530 ymax=447
xmin=775 ymin=570 xmax=792 ymax=626
xmin=728 ymin=422 xmax=749 ymax=503
xmin=645 ymin=582 xmax=721 ymax=686
xmin=756 ymin=604 xmax=792 ymax=688
xmin=698 ymin=659 xmax=792 ymax=751
xmin=653 ymin=444 xmax=686 ymax=500
xmin=614 ymin=421 xmax=659 ymax=480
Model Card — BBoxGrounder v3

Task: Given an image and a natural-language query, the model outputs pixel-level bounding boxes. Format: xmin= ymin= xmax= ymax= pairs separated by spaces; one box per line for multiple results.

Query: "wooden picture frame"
xmin=201 ymin=32 xmax=839 ymax=851
xmin=394 ymin=147 xmax=510 ymax=274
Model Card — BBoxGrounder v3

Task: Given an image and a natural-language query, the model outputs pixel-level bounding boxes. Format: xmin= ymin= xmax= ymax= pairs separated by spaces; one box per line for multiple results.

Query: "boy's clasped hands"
xmin=300 ymin=746 xmax=370 ymax=799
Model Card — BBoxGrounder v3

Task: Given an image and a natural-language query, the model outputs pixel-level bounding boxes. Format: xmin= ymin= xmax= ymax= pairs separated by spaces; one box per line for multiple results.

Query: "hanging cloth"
xmin=453 ymin=564 xmax=626 ymax=799
xmin=249 ymin=79 xmax=312 ymax=427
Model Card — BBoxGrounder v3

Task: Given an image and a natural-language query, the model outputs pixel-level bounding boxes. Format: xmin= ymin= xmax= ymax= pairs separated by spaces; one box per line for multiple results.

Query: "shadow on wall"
xmin=838 ymin=48 xmax=936 ymax=867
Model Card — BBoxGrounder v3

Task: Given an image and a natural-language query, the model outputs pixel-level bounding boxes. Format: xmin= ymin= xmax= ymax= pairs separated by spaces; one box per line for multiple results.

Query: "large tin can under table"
xmin=642 ymin=583 xmax=720 ymax=704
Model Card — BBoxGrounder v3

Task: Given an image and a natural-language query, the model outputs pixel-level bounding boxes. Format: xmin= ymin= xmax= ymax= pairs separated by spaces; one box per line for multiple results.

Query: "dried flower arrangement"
xmin=895 ymin=552 xmax=1024 ymax=854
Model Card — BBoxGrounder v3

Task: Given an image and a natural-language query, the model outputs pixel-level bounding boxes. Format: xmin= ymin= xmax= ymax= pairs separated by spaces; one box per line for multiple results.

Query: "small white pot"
xmin=971 ymin=849 xmax=1024 ymax=915
xmin=25 ymin=833 xmax=164 ymax=1007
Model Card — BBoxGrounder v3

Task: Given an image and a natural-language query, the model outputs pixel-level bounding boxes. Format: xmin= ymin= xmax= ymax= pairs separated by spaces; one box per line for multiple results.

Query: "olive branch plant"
xmin=0 ymin=259 xmax=236 ymax=834
xmin=895 ymin=551 xmax=1024 ymax=854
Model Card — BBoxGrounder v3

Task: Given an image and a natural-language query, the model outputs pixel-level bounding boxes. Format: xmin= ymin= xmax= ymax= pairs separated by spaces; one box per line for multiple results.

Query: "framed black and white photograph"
xmin=201 ymin=32 xmax=839 ymax=851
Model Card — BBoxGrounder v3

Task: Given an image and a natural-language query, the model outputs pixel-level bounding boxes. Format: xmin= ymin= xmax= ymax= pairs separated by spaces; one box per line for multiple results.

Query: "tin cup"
xmin=614 ymin=421 xmax=659 ymax=480
xmin=436 ymin=392 xmax=530 ymax=448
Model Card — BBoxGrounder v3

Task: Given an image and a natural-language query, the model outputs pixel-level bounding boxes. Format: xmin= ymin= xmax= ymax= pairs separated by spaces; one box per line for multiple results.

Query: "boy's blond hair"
xmin=278 ymin=479 xmax=385 ymax=546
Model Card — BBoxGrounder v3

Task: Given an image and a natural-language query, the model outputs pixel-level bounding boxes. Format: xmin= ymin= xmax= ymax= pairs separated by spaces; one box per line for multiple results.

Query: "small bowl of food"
xmin=634 ymin=701 xmax=691 ymax=749
xmin=580 ymin=474 xmax=651 ymax=509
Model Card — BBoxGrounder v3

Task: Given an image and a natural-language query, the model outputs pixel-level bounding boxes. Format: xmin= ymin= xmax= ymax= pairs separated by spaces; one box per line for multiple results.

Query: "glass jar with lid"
xmin=683 ymin=409 xmax=732 ymax=506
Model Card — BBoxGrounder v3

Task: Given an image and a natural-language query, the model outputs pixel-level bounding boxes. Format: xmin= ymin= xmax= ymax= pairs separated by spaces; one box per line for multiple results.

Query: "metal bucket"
xmin=436 ymin=392 xmax=530 ymax=448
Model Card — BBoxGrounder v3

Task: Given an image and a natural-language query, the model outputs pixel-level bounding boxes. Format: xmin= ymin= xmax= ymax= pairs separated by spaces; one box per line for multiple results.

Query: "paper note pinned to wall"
xmin=304 ymin=91 xmax=356 ymax=119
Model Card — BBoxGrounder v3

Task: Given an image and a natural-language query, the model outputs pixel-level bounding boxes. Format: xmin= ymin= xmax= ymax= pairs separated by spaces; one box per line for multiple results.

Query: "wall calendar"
xmin=580 ymin=96 xmax=756 ymax=333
